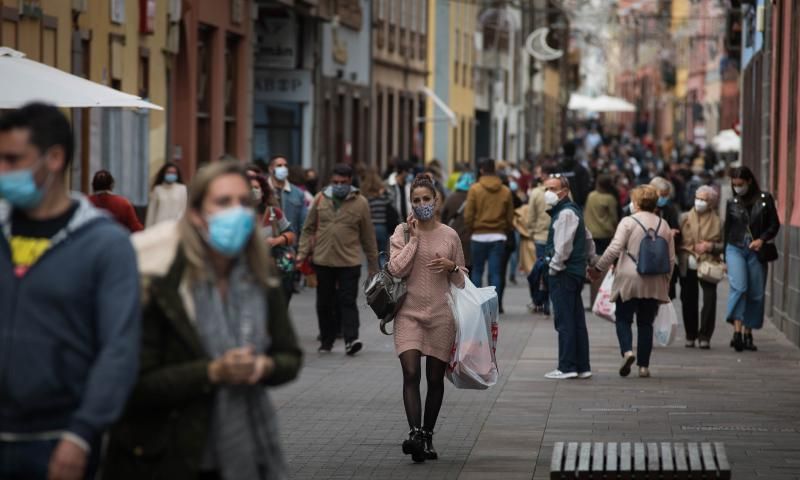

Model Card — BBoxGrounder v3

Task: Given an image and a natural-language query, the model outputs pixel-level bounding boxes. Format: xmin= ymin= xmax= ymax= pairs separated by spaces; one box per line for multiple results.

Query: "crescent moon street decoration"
xmin=525 ymin=27 xmax=564 ymax=61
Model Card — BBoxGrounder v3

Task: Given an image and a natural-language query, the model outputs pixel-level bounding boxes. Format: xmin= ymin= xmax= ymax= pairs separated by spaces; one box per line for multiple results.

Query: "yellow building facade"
xmin=0 ymin=0 xmax=170 ymax=201
xmin=424 ymin=0 xmax=476 ymax=171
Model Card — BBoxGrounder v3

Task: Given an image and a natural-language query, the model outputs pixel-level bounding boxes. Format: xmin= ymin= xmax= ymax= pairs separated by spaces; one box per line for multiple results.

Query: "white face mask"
xmin=733 ymin=184 xmax=749 ymax=196
xmin=629 ymin=202 xmax=638 ymax=214
xmin=695 ymin=199 xmax=708 ymax=213
xmin=544 ymin=190 xmax=560 ymax=207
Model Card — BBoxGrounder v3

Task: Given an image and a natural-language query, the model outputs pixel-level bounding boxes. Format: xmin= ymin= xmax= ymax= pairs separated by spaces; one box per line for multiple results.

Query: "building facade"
xmin=423 ymin=0 xmax=476 ymax=172
xmin=0 ymin=0 xmax=173 ymax=206
xmin=171 ymin=0 xmax=252 ymax=178
xmin=371 ymin=0 xmax=428 ymax=172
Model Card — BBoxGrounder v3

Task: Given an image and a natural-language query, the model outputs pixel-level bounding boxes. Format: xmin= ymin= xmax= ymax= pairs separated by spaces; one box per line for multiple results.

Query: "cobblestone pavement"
xmin=272 ymin=277 xmax=800 ymax=479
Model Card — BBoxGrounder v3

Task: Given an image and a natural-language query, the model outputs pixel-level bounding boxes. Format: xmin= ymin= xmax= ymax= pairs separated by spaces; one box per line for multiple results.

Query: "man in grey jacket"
xmin=0 ymin=104 xmax=140 ymax=479
xmin=543 ymin=175 xmax=596 ymax=380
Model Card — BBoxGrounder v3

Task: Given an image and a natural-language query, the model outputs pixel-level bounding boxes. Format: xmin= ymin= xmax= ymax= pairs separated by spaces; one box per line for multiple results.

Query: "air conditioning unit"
xmin=72 ymin=0 xmax=88 ymax=13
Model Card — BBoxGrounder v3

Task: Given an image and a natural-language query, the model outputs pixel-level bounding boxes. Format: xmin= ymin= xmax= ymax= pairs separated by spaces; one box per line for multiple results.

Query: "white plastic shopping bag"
xmin=591 ymin=271 xmax=616 ymax=322
xmin=653 ymin=302 xmax=679 ymax=347
xmin=446 ymin=274 xmax=499 ymax=389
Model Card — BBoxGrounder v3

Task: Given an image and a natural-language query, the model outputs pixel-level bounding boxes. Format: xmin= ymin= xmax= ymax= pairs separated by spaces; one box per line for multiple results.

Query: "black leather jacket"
xmin=724 ymin=191 xmax=780 ymax=247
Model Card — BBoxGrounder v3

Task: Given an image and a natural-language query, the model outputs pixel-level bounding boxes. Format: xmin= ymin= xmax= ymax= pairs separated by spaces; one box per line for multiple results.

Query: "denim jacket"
xmin=275 ymin=182 xmax=308 ymax=242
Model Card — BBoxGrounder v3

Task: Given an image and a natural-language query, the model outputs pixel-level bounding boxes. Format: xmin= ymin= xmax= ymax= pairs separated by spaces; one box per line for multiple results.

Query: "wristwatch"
xmin=449 ymin=264 xmax=459 ymax=273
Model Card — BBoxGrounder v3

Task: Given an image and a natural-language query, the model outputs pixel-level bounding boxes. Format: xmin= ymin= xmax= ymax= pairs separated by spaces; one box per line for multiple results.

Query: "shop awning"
xmin=0 ymin=47 xmax=162 ymax=110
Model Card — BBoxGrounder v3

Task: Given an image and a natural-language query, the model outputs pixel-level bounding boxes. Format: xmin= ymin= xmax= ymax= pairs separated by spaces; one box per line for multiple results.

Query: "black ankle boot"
xmin=402 ymin=427 xmax=426 ymax=463
xmin=744 ymin=333 xmax=758 ymax=351
xmin=732 ymin=332 xmax=744 ymax=352
xmin=421 ymin=428 xmax=438 ymax=460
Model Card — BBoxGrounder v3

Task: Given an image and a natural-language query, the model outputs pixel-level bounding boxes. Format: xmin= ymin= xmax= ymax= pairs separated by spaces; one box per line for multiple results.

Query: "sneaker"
xmin=685 ymin=339 xmax=696 ymax=348
xmin=345 ymin=339 xmax=363 ymax=356
xmin=698 ymin=340 xmax=710 ymax=349
xmin=544 ymin=369 xmax=578 ymax=379
xmin=318 ymin=344 xmax=333 ymax=353
xmin=638 ymin=367 xmax=650 ymax=378
xmin=619 ymin=353 xmax=636 ymax=377
xmin=577 ymin=371 xmax=592 ymax=379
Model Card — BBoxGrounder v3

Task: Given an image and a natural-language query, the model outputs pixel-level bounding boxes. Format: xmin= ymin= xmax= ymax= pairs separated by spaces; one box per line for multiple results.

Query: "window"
xmin=224 ymin=34 xmax=240 ymax=156
xmin=196 ymin=25 xmax=213 ymax=167
xmin=253 ymin=102 xmax=302 ymax=166
xmin=42 ymin=21 xmax=57 ymax=66
xmin=377 ymin=91 xmax=384 ymax=167
xmin=138 ymin=48 xmax=150 ymax=98
xmin=387 ymin=91 xmax=395 ymax=158
xmin=102 ymin=108 xmax=150 ymax=206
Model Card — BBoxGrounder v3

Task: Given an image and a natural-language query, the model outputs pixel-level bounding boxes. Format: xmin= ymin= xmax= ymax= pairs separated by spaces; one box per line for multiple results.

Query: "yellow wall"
xmin=0 ymin=1 xmax=72 ymax=76
xmin=424 ymin=0 xmax=476 ymax=171
xmin=78 ymin=0 xmax=169 ymax=179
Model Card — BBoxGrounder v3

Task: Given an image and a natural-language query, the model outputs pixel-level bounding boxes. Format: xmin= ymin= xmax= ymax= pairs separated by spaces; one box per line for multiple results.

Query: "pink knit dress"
xmin=388 ymin=223 xmax=466 ymax=362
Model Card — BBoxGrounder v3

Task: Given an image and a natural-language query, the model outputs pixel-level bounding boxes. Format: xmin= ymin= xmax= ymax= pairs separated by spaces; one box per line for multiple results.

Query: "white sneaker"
xmin=544 ymin=369 xmax=578 ymax=379
xmin=577 ymin=371 xmax=592 ymax=379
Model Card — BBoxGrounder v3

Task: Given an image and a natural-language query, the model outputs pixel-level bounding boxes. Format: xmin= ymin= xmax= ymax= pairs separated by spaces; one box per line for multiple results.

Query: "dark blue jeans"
xmin=0 ymin=439 xmax=99 ymax=480
xmin=615 ymin=298 xmax=660 ymax=367
xmin=374 ymin=223 xmax=389 ymax=255
xmin=470 ymin=240 xmax=505 ymax=299
xmin=548 ymin=272 xmax=591 ymax=373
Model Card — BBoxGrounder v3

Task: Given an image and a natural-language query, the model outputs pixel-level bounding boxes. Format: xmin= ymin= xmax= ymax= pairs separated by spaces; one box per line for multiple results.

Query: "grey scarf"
xmin=192 ymin=261 xmax=287 ymax=480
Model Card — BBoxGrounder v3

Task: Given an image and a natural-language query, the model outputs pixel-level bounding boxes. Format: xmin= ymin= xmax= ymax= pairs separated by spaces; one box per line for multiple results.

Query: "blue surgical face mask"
xmin=331 ymin=184 xmax=350 ymax=199
xmin=509 ymin=180 xmax=519 ymax=192
xmin=405 ymin=174 xmax=415 ymax=184
xmin=413 ymin=202 xmax=435 ymax=221
xmin=657 ymin=196 xmax=669 ymax=207
xmin=165 ymin=173 xmax=178 ymax=184
xmin=274 ymin=166 xmax=289 ymax=181
xmin=205 ymin=206 xmax=255 ymax=257
xmin=0 ymin=167 xmax=44 ymax=209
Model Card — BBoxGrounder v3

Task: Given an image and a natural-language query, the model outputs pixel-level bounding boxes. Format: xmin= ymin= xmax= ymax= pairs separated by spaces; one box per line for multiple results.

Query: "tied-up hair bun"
xmin=411 ymin=174 xmax=437 ymax=198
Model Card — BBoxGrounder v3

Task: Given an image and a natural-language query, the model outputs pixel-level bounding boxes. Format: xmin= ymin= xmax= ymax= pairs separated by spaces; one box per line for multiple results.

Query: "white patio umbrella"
xmin=590 ymin=95 xmax=636 ymax=113
xmin=568 ymin=93 xmax=596 ymax=110
xmin=0 ymin=47 xmax=162 ymax=110
xmin=711 ymin=129 xmax=741 ymax=153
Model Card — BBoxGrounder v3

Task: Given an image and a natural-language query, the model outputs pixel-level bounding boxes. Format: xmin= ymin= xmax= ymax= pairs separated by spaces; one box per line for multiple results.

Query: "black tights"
xmin=400 ymin=350 xmax=447 ymax=431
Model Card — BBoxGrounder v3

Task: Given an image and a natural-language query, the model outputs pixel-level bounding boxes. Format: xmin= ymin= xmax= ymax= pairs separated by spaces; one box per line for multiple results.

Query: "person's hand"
xmin=209 ymin=347 xmax=257 ymax=385
xmin=48 ymin=438 xmax=87 ymax=480
xmin=426 ymin=253 xmax=456 ymax=273
xmin=671 ymin=228 xmax=681 ymax=237
xmin=693 ymin=243 xmax=706 ymax=255
xmin=268 ymin=237 xmax=283 ymax=248
xmin=247 ymin=354 xmax=275 ymax=384
xmin=407 ymin=215 xmax=418 ymax=237
xmin=368 ymin=267 xmax=379 ymax=277
xmin=588 ymin=267 xmax=602 ymax=282
xmin=749 ymin=238 xmax=764 ymax=251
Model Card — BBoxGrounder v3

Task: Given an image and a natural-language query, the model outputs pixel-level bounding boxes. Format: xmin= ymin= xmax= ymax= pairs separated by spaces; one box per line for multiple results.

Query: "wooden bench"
xmin=550 ymin=441 xmax=731 ymax=479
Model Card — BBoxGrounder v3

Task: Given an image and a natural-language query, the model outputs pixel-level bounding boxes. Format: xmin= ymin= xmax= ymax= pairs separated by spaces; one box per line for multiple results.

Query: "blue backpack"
xmin=627 ymin=216 xmax=671 ymax=275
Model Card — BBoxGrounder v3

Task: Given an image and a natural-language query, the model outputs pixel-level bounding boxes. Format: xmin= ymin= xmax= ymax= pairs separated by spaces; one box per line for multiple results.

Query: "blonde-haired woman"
xmin=679 ymin=185 xmax=723 ymax=349
xmin=103 ymin=161 xmax=302 ymax=480
xmin=590 ymin=185 xmax=675 ymax=378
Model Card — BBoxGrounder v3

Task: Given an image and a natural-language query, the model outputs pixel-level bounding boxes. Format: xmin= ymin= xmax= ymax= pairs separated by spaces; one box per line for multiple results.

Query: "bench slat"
xmin=550 ymin=442 xmax=565 ymax=480
xmin=565 ymin=442 xmax=579 ymax=479
xmin=633 ymin=442 xmax=646 ymax=473
xmin=715 ymin=442 xmax=732 ymax=480
xmin=606 ymin=442 xmax=618 ymax=473
xmin=701 ymin=442 xmax=717 ymax=478
xmin=577 ymin=442 xmax=591 ymax=479
xmin=592 ymin=442 xmax=604 ymax=473
xmin=619 ymin=442 xmax=631 ymax=480
xmin=687 ymin=442 xmax=703 ymax=479
xmin=674 ymin=442 xmax=689 ymax=480
xmin=661 ymin=442 xmax=675 ymax=472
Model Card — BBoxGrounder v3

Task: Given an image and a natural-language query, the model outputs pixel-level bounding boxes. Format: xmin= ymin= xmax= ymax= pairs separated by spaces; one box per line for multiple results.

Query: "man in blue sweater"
xmin=0 ymin=103 xmax=140 ymax=479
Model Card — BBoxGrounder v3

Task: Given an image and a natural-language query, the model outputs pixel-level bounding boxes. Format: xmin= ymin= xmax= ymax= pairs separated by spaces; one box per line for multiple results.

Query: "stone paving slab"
xmin=273 ymin=278 xmax=800 ymax=479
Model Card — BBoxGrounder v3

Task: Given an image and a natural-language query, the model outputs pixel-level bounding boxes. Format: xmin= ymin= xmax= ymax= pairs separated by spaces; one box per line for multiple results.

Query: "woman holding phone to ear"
xmin=387 ymin=175 xmax=465 ymax=463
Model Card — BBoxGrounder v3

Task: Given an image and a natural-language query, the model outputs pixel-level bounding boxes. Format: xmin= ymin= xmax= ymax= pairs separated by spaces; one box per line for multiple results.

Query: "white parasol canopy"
xmin=711 ymin=129 xmax=741 ymax=153
xmin=568 ymin=93 xmax=636 ymax=113
xmin=0 ymin=47 xmax=162 ymax=110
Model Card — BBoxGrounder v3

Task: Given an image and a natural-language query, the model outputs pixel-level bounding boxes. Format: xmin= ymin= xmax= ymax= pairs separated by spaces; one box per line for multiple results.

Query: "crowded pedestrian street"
xmin=275 ymin=279 xmax=800 ymax=479
xmin=4 ymin=1 xmax=800 ymax=480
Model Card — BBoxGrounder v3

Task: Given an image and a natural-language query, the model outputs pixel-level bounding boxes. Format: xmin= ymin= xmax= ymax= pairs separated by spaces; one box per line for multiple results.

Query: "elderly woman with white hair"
xmin=678 ymin=185 xmax=723 ymax=349
xmin=650 ymin=176 xmax=681 ymax=299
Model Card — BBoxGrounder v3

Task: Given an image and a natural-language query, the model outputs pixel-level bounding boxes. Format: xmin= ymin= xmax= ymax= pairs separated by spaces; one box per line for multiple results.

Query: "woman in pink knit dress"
xmin=388 ymin=175 xmax=466 ymax=463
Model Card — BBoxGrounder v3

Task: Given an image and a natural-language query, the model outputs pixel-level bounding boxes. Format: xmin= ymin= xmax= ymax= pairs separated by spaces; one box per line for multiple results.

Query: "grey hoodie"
xmin=0 ymin=195 xmax=140 ymax=448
